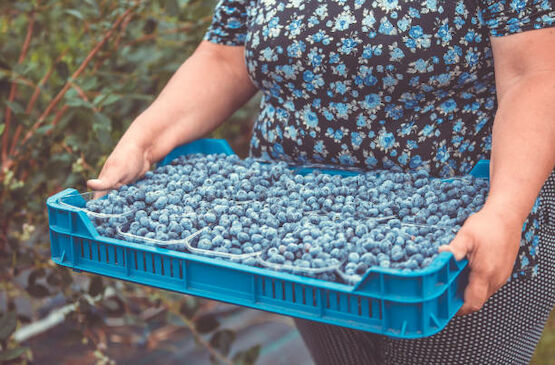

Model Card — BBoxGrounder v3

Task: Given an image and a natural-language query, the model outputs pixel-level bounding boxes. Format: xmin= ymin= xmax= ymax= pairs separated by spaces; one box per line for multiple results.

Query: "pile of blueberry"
xmin=82 ymin=153 xmax=489 ymax=284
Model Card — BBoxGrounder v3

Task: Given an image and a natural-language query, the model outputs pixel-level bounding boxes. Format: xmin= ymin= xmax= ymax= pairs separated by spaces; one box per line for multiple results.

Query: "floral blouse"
xmin=204 ymin=0 xmax=555 ymax=278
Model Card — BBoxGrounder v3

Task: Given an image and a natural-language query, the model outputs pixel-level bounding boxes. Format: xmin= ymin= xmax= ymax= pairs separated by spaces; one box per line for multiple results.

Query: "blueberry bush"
xmin=1 ymin=1 xmax=260 ymax=363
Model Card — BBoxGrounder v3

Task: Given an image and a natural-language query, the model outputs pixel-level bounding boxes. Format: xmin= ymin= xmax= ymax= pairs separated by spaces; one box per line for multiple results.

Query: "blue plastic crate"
xmin=47 ymin=138 xmax=482 ymax=339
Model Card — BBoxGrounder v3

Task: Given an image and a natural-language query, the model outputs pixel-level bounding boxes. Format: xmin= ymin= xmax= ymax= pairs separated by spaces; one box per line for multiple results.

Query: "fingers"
xmin=87 ymin=178 xmax=116 ymax=191
xmin=438 ymin=231 xmax=474 ymax=261
xmin=439 ymin=230 xmax=490 ymax=315
xmin=87 ymin=172 xmax=121 ymax=199
xmin=457 ymin=272 xmax=490 ymax=316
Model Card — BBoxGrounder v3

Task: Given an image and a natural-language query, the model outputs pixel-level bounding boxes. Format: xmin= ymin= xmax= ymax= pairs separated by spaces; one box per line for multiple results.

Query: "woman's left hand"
xmin=438 ymin=203 xmax=524 ymax=315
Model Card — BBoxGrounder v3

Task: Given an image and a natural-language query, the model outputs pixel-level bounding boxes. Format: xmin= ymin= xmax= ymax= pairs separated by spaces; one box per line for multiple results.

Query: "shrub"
xmin=0 ymin=1 xmax=259 ymax=363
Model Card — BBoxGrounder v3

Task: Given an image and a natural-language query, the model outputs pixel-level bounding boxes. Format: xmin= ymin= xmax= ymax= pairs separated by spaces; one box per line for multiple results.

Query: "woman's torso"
xmin=244 ymin=0 xmax=499 ymax=177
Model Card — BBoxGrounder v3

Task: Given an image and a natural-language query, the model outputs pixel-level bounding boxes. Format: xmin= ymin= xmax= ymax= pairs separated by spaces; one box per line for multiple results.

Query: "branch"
xmin=50 ymin=105 xmax=70 ymax=129
xmin=182 ymin=316 xmax=233 ymax=365
xmin=161 ymin=297 xmax=233 ymax=365
xmin=4 ymin=4 xmax=138 ymax=171
xmin=1 ymin=3 xmax=38 ymax=164
xmin=113 ymin=11 xmax=134 ymax=50
xmin=25 ymin=52 xmax=68 ymax=114
xmin=71 ymin=82 xmax=99 ymax=112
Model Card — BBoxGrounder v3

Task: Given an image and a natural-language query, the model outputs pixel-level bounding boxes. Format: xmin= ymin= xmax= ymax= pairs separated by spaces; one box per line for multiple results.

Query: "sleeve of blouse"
xmin=203 ymin=0 xmax=249 ymax=46
xmin=480 ymin=0 xmax=555 ymax=37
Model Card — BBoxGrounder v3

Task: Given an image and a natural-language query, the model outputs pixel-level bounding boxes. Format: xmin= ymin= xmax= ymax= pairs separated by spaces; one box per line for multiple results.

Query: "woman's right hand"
xmin=87 ymin=142 xmax=151 ymax=195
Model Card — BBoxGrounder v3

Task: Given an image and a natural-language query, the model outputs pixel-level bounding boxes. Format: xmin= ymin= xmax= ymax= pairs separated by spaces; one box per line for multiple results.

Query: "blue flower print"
xmin=440 ymin=98 xmax=457 ymax=114
xmin=362 ymin=93 xmax=382 ymax=111
xmin=379 ymin=17 xmax=397 ymax=35
xmin=377 ymin=129 xmax=396 ymax=150
xmin=333 ymin=10 xmax=356 ymax=31
xmin=303 ymin=109 xmax=319 ymax=128
xmin=340 ymin=37 xmax=359 ymax=54
xmin=351 ymin=132 xmax=363 ymax=148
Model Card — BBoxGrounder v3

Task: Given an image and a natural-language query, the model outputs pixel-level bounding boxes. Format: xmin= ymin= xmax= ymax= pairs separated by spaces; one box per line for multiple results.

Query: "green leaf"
xmin=194 ymin=313 xmax=220 ymax=334
xmin=65 ymin=88 xmax=93 ymax=109
xmin=36 ymin=124 xmax=54 ymax=135
xmin=233 ymin=345 xmax=261 ymax=365
xmin=100 ymin=94 xmax=120 ymax=107
xmin=65 ymin=9 xmax=84 ymax=20
xmin=93 ymin=112 xmax=112 ymax=130
xmin=65 ymin=98 xmax=92 ymax=108
xmin=5 ymin=100 xmax=24 ymax=115
xmin=93 ymin=112 xmax=113 ymax=147
xmin=0 ymin=123 xmax=5 ymax=136
xmin=64 ymin=135 xmax=82 ymax=151
xmin=0 ymin=346 xmax=29 ymax=361
xmin=210 ymin=329 xmax=236 ymax=356
xmin=81 ymin=77 xmax=99 ymax=91
xmin=95 ymin=127 xmax=112 ymax=148
xmin=0 ymin=311 xmax=17 ymax=341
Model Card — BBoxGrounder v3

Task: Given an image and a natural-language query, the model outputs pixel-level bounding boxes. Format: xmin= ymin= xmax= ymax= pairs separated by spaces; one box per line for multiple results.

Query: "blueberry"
xmin=391 ymin=246 xmax=404 ymax=261
xmin=379 ymin=260 xmax=391 ymax=268
xmin=153 ymin=196 xmax=167 ymax=209
xmin=348 ymin=252 xmax=360 ymax=263
xmin=204 ymin=212 xmax=217 ymax=224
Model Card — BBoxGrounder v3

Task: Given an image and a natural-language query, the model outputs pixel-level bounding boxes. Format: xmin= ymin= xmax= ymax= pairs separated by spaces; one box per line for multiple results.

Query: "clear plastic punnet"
xmin=116 ymin=222 xmax=190 ymax=249
xmin=57 ymin=190 xmax=135 ymax=238
xmin=183 ymin=226 xmax=264 ymax=260
xmin=114 ymin=203 xmax=265 ymax=260
xmin=257 ymin=248 xmax=344 ymax=276
xmin=335 ymin=221 xmax=461 ymax=285
xmin=57 ymin=190 xmax=136 ymax=219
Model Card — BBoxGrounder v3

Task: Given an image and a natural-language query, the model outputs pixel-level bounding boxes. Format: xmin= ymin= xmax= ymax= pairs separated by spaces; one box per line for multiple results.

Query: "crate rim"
xmin=47 ymin=187 xmax=467 ymax=301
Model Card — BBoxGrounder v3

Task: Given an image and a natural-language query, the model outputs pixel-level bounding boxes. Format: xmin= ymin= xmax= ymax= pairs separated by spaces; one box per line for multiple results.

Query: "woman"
xmin=88 ymin=0 xmax=555 ymax=363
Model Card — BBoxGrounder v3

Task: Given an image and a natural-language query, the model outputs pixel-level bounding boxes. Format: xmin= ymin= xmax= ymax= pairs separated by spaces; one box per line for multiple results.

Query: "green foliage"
xmin=0 ymin=1 xmax=260 ymax=363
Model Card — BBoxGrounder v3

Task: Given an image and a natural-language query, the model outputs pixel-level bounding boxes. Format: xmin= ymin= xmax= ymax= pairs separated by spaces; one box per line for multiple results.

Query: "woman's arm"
xmin=87 ymin=41 xmax=258 ymax=191
xmin=440 ymin=27 xmax=555 ymax=315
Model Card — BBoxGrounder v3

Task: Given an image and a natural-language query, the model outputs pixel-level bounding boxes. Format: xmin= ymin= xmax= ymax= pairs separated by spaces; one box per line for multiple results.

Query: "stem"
xmin=161 ymin=297 xmax=233 ymax=365
xmin=71 ymin=83 xmax=99 ymax=112
xmin=50 ymin=105 xmax=70 ymax=129
xmin=182 ymin=316 xmax=233 ymax=365
xmin=1 ymin=3 xmax=38 ymax=165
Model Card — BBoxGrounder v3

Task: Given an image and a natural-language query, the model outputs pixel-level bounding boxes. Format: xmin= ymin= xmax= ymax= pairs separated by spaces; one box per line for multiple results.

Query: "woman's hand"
xmin=438 ymin=202 xmax=523 ymax=315
xmin=87 ymin=142 xmax=151 ymax=195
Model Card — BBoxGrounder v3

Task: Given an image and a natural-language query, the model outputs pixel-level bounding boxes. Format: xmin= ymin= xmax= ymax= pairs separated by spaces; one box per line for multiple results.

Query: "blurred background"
xmin=0 ymin=1 xmax=552 ymax=364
